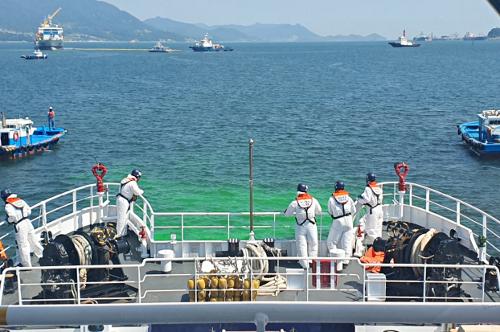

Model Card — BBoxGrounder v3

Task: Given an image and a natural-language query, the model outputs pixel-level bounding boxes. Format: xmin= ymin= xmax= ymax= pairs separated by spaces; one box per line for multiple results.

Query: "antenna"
xmin=248 ymin=138 xmax=255 ymax=241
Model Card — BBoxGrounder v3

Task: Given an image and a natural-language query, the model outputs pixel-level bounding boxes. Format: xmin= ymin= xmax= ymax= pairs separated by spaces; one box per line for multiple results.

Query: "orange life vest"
xmin=0 ymin=240 xmax=8 ymax=261
xmin=360 ymin=247 xmax=385 ymax=273
xmin=331 ymin=190 xmax=351 ymax=219
xmin=296 ymin=193 xmax=315 ymax=225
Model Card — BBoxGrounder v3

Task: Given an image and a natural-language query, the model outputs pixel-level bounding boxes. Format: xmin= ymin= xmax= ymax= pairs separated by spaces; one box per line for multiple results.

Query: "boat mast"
xmin=249 ymin=138 xmax=255 ymax=241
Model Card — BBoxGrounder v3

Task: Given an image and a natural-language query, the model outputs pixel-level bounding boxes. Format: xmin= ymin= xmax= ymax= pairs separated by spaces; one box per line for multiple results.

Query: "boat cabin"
xmin=478 ymin=110 xmax=500 ymax=143
xmin=0 ymin=117 xmax=35 ymax=147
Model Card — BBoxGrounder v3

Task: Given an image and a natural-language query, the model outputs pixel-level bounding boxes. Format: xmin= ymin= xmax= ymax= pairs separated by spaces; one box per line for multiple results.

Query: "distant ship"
xmin=35 ymin=8 xmax=64 ymax=50
xmin=413 ymin=33 xmax=432 ymax=42
xmin=463 ymin=32 xmax=487 ymax=41
xmin=149 ymin=41 xmax=172 ymax=53
xmin=388 ymin=29 xmax=420 ymax=48
xmin=189 ymin=34 xmax=233 ymax=52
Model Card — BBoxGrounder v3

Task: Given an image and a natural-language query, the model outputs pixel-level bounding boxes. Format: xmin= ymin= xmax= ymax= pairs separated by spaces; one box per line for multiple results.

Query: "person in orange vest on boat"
xmin=1 ymin=189 xmax=43 ymax=267
xmin=360 ymin=237 xmax=386 ymax=273
xmin=356 ymin=172 xmax=384 ymax=244
xmin=115 ymin=169 xmax=144 ymax=237
xmin=47 ymin=106 xmax=55 ymax=129
xmin=327 ymin=181 xmax=356 ymax=265
xmin=284 ymin=183 xmax=322 ymax=268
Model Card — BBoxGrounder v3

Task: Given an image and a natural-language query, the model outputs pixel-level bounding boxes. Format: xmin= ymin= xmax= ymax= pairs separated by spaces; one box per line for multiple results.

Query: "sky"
xmin=103 ymin=0 xmax=499 ymax=38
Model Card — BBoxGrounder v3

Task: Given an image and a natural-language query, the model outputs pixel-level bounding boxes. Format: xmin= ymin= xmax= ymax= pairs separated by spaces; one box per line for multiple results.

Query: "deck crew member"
xmin=327 ymin=181 xmax=356 ymax=264
xmin=356 ymin=173 xmax=384 ymax=244
xmin=115 ymin=169 xmax=144 ymax=237
xmin=1 ymin=189 xmax=43 ymax=267
xmin=47 ymin=106 xmax=55 ymax=129
xmin=284 ymin=183 xmax=322 ymax=269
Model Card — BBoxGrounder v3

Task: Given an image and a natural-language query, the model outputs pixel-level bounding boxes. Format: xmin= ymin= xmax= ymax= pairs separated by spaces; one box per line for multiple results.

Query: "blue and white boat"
xmin=0 ymin=115 xmax=66 ymax=159
xmin=189 ymin=34 xmax=233 ymax=52
xmin=20 ymin=49 xmax=48 ymax=60
xmin=457 ymin=109 xmax=500 ymax=156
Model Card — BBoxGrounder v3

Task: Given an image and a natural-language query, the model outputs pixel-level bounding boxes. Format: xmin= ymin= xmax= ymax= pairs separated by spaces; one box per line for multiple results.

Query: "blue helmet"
xmin=1 ymin=189 xmax=12 ymax=202
xmin=366 ymin=172 xmax=376 ymax=183
xmin=131 ymin=169 xmax=142 ymax=179
xmin=297 ymin=183 xmax=309 ymax=193
xmin=335 ymin=181 xmax=345 ymax=191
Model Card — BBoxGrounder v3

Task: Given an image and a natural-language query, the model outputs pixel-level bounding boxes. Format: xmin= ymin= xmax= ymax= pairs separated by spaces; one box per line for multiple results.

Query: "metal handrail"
xmin=2 ymin=257 xmax=498 ymax=306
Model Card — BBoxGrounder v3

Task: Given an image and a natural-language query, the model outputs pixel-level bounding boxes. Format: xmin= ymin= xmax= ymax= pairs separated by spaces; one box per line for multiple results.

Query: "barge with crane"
xmin=35 ymin=8 xmax=64 ymax=50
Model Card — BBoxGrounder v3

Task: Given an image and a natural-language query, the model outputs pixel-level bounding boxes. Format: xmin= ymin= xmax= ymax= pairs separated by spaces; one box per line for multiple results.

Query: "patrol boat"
xmin=189 ymin=34 xmax=233 ymax=52
xmin=389 ymin=29 xmax=421 ymax=47
xmin=20 ymin=49 xmax=48 ymax=60
xmin=149 ymin=41 xmax=172 ymax=53
xmin=0 ymin=113 xmax=66 ymax=159
xmin=0 ymin=144 xmax=499 ymax=332
xmin=457 ymin=109 xmax=500 ymax=156
xmin=35 ymin=8 xmax=64 ymax=50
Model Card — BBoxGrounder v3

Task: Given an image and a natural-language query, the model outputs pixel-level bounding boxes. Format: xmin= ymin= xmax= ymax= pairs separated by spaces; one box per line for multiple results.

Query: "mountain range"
xmin=0 ymin=0 xmax=386 ymax=42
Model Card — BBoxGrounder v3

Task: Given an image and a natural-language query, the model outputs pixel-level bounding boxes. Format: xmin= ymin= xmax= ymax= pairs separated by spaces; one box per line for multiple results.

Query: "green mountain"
xmin=0 ymin=0 xmax=182 ymax=41
xmin=144 ymin=17 xmax=386 ymax=42
xmin=487 ymin=27 xmax=500 ymax=38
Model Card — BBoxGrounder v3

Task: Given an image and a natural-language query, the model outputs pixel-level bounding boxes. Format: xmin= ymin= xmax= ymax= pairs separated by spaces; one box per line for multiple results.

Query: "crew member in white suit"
xmin=356 ymin=173 xmax=384 ymax=244
xmin=327 ymin=181 xmax=356 ymax=264
xmin=115 ymin=169 xmax=144 ymax=237
xmin=284 ymin=183 xmax=322 ymax=268
xmin=1 ymin=189 xmax=43 ymax=267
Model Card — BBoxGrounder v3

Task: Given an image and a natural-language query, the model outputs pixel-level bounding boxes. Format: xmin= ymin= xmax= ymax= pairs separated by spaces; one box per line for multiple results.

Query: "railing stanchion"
xmin=273 ymin=213 xmax=276 ymax=239
xmin=41 ymin=203 xmax=47 ymax=227
xmin=73 ymin=190 xmax=78 ymax=225
xmin=408 ymin=184 xmax=413 ymax=206
xmin=482 ymin=266 xmax=486 ymax=302
xmin=181 ymin=214 xmax=185 ymax=241
xmin=194 ymin=258 xmax=198 ymax=303
xmin=425 ymin=189 xmax=430 ymax=212
xmin=17 ymin=268 xmax=22 ymax=305
xmin=227 ymin=214 xmax=230 ymax=239
xmin=456 ymin=202 xmax=461 ymax=225
xmin=90 ymin=186 xmax=94 ymax=224
xmin=143 ymin=200 xmax=147 ymax=224
xmin=305 ymin=262 xmax=309 ymax=302
xmin=482 ymin=215 xmax=488 ymax=259
xmin=137 ymin=265 xmax=142 ymax=303
xmin=422 ymin=264 xmax=427 ymax=302
xmin=362 ymin=267 xmax=365 ymax=302
xmin=76 ymin=267 xmax=81 ymax=304
xmin=151 ymin=214 xmax=155 ymax=243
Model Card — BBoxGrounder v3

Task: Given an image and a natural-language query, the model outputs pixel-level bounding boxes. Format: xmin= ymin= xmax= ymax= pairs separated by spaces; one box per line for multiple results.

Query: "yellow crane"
xmin=42 ymin=7 xmax=62 ymax=26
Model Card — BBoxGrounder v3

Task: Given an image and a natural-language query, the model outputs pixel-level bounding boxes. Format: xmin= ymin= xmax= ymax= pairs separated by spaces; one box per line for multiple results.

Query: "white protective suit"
xmin=357 ymin=183 xmax=384 ymax=243
xmin=4 ymin=195 xmax=43 ymax=267
xmin=327 ymin=190 xmax=356 ymax=262
xmin=284 ymin=192 xmax=322 ymax=268
xmin=115 ymin=175 xmax=144 ymax=237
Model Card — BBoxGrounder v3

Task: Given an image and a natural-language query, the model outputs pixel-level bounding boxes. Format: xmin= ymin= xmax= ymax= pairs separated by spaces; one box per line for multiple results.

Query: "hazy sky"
xmin=104 ymin=0 xmax=499 ymax=38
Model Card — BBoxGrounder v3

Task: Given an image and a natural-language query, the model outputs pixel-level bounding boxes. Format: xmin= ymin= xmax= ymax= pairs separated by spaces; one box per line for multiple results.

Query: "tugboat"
xmin=0 ymin=113 xmax=66 ymax=159
xmin=458 ymin=109 xmax=500 ymax=156
xmin=388 ymin=29 xmax=421 ymax=47
xmin=149 ymin=41 xmax=172 ymax=53
xmin=189 ymin=34 xmax=233 ymax=52
xmin=20 ymin=49 xmax=47 ymax=60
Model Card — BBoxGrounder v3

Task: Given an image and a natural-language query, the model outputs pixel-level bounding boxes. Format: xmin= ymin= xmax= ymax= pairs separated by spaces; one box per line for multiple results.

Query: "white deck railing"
xmin=1 ymin=181 xmax=499 ymax=262
xmin=1 ymin=257 xmax=498 ymax=306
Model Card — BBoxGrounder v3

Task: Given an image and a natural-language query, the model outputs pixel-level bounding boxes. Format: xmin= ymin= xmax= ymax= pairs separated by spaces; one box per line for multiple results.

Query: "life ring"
xmin=13 ymin=132 xmax=19 ymax=141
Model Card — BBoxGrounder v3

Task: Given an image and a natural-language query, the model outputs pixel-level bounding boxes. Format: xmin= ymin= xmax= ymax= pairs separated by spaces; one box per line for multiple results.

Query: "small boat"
xmin=149 ymin=41 xmax=172 ymax=53
xmin=189 ymin=34 xmax=232 ymax=52
xmin=0 ymin=113 xmax=66 ymax=159
xmin=21 ymin=49 xmax=48 ymax=60
xmin=457 ymin=109 xmax=500 ymax=156
xmin=388 ymin=29 xmax=420 ymax=48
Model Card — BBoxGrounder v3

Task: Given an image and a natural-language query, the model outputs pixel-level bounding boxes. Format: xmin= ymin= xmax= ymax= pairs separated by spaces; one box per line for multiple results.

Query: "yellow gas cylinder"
xmin=198 ymin=289 xmax=207 ymax=302
xmin=233 ymin=277 xmax=241 ymax=301
xmin=242 ymin=290 xmax=251 ymax=301
xmin=210 ymin=276 xmax=219 ymax=300
xmin=218 ymin=277 xmax=227 ymax=302
xmin=187 ymin=278 xmax=196 ymax=302
xmin=251 ymin=280 xmax=260 ymax=301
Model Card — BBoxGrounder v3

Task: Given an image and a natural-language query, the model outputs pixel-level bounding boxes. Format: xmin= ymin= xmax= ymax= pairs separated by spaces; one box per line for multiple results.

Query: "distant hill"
xmin=487 ymin=27 xmax=500 ymax=38
xmin=144 ymin=17 xmax=386 ymax=42
xmin=0 ymin=0 xmax=182 ymax=41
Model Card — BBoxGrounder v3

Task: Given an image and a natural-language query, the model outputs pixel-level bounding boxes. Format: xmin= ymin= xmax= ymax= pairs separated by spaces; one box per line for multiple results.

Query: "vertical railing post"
xmin=17 ymin=268 xmax=22 ymax=305
xmin=425 ymin=190 xmax=430 ymax=212
xmin=482 ymin=266 xmax=486 ymax=302
xmin=422 ymin=264 xmax=427 ymax=302
xmin=305 ymin=263 xmax=309 ymax=301
xmin=362 ymin=268 xmax=366 ymax=302
xmin=76 ymin=267 xmax=81 ymax=305
xmin=456 ymin=202 xmax=461 ymax=225
xmin=181 ymin=214 xmax=185 ymax=241
xmin=194 ymin=258 xmax=198 ymax=303
xmin=41 ymin=202 xmax=47 ymax=227
xmin=90 ymin=186 xmax=94 ymax=221
xmin=273 ymin=213 xmax=276 ymax=239
xmin=227 ymin=214 xmax=230 ymax=239
xmin=142 ymin=200 xmax=147 ymax=224
xmin=72 ymin=190 xmax=78 ymax=225
xmin=151 ymin=214 xmax=155 ymax=243
xmin=137 ymin=265 xmax=142 ymax=303
xmin=319 ymin=214 xmax=323 ymax=242
xmin=482 ymin=215 xmax=488 ymax=261
xmin=408 ymin=184 xmax=413 ymax=206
